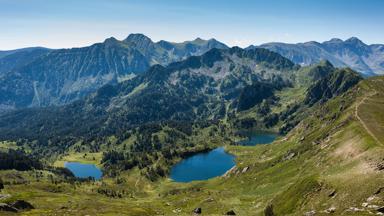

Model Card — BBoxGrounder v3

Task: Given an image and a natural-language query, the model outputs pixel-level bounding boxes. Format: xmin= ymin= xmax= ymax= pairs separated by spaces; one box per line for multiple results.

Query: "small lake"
xmin=238 ymin=132 xmax=277 ymax=146
xmin=64 ymin=162 xmax=102 ymax=180
xmin=170 ymin=147 xmax=235 ymax=183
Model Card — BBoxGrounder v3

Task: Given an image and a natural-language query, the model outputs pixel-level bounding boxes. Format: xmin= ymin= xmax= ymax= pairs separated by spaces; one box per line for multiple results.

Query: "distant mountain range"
xmin=0 ymin=34 xmax=227 ymax=110
xmin=256 ymin=37 xmax=384 ymax=76
xmin=0 ymin=47 xmax=296 ymax=140
xmin=0 ymin=35 xmax=382 ymax=112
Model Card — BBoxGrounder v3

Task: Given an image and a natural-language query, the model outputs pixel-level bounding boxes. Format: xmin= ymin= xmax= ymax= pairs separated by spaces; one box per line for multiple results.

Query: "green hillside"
xmin=0 ymin=73 xmax=382 ymax=215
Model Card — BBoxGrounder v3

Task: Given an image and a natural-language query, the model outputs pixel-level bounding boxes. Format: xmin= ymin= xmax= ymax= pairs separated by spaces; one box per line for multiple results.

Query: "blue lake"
xmin=238 ymin=132 xmax=277 ymax=146
xmin=64 ymin=162 xmax=102 ymax=180
xmin=170 ymin=147 xmax=235 ymax=183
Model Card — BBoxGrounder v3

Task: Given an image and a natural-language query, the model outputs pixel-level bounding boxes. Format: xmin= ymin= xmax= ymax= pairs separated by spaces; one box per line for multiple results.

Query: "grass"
xmin=53 ymin=152 xmax=103 ymax=168
xmin=0 ymin=141 xmax=18 ymax=152
xmin=1 ymin=77 xmax=384 ymax=215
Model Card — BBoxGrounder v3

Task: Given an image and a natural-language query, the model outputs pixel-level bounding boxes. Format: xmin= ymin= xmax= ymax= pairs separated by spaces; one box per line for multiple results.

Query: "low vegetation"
xmin=0 ymin=48 xmax=382 ymax=215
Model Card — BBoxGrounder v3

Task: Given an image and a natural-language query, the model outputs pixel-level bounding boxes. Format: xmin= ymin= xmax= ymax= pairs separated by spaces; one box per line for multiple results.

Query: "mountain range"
xmin=0 ymin=47 xmax=297 ymax=141
xmin=1 ymin=33 xmax=383 ymax=215
xmin=0 ymin=35 xmax=382 ymax=113
xmin=257 ymin=37 xmax=384 ymax=76
xmin=0 ymin=34 xmax=227 ymax=110
xmin=0 ymin=46 xmax=363 ymax=168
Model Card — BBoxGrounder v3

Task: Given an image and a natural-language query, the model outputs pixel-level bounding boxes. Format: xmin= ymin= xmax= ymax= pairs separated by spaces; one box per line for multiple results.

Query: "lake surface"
xmin=64 ymin=162 xmax=102 ymax=180
xmin=238 ymin=132 xmax=277 ymax=146
xmin=170 ymin=147 xmax=235 ymax=183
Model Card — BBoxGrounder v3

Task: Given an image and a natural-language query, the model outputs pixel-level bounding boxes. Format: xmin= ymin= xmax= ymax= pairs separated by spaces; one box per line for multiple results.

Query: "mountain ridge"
xmin=0 ymin=35 xmax=382 ymax=113
xmin=0 ymin=34 xmax=228 ymax=111
xmin=0 ymin=46 xmax=297 ymax=141
xmin=257 ymin=37 xmax=384 ymax=76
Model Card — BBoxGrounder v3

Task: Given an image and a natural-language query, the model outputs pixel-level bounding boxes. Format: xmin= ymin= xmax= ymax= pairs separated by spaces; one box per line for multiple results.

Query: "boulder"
xmin=304 ymin=210 xmax=316 ymax=216
xmin=264 ymin=204 xmax=274 ymax=216
xmin=193 ymin=207 xmax=202 ymax=214
xmin=325 ymin=207 xmax=336 ymax=213
xmin=283 ymin=152 xmax=296 ymax=161
xmin=222 ymin=166 xmax=237 ymax=178
xmin=374 ymin=187 xmax=384 ymax=195
xmin=328 ymin=190 xmax=336 ymax=197
xmin=0 ymin=203 xmax=18 ymax=212
xmin=347 ymin=207 xmax=363 ymax=212
xmin=225 ymin=210 xmax=236 ymax=215
xmin=0 ymin=194 xmax=10 ymax=200
xmin=367 ymin=195 xmax=376 ymax=202
xmin=242 ymin=167 xmax=249 ymax=173
xmin=11 ymin=200 xmax=34 ymax=210
xmin=376 ymin=162 xmax=384 ymax=171
xmin=377 ymin=207 xmax=384 ymax=213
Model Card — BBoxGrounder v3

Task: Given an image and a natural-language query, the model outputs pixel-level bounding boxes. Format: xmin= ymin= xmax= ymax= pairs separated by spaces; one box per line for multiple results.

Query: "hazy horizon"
xmin=1 ymin=0 xmax=383 ymax=50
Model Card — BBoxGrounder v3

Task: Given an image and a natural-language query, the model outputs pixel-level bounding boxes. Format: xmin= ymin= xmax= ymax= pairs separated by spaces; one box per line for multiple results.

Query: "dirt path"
xmin=355 ymin=90 xmax=383 ymax=145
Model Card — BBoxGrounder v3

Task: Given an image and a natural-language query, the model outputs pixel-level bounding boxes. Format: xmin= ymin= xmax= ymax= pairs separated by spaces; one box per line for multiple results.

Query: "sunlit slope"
xmin=231 ymin=76 xmax=384 ymax=215
xmin=1 ymin=77 xmax=383 ymax=216
xmin=159 ymin=76 xmax=384 ymax=215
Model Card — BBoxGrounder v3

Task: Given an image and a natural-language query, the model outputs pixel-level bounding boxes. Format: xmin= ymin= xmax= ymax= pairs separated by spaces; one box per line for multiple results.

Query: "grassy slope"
xmin=1 ymin=77 xmax=384 ymax=215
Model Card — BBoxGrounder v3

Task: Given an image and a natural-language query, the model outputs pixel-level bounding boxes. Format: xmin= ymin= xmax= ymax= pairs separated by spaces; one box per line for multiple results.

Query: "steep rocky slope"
xmin=0 ymin=34 xmax=227 ymax=110
xmin=0 ymin=47 xmax=51 ymax=77
xmin=0 ymin=47 xmax=295 ymax=143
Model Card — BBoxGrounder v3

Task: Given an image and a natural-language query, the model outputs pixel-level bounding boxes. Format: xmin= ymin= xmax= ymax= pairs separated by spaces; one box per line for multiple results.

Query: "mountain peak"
xmin=325 ymin=38 xmax=343 ymax=43
xmin=104 ymin=37 xmax=119 ymax=44
xmin=193 ymin=37 xmax=205 ymax=42
xmin=345 ymin=37 xmax=365 ymax=45
xmin=124 ymin=33 xmax=153 ymax=43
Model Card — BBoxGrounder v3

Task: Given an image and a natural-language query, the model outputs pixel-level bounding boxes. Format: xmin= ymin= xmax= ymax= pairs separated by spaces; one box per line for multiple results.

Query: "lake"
xmin=237 ymin=132 xmax=277 ymax=146
xmin=64 ymin=162 xmax=102 ymax=180
xmin=170 ymin=147 xmax=235 ymax=183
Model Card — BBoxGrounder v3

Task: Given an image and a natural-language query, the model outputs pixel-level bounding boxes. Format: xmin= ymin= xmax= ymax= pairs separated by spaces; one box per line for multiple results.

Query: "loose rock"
xmin=304 ymin=210 xmax=316 ymax=216
xmin=347 ymin=207 xmax=363 ymax=212
xmin=11 ymin=200 xmax=34 ymax=210
xmin=193 ymin=207 xmax=202 ymax=214
xmin=0 ymin=203 xmax=18 ymax=212
xmin=225 ymin=210 xmax=236 ymax=215
xmin=0 ymin=194 xmax=10 ymax=200
xmin=325 ymin=207 xmax=336 ymax=213
xmin=375 ymin=187 xmax=384 ymax=195
xmin=242 ymin=167 xmax=249 ymax=173
xmin=328 ymin=190 xmax=336 ymax=197
xmin=367 ymin=195 xmax=376 ymax=202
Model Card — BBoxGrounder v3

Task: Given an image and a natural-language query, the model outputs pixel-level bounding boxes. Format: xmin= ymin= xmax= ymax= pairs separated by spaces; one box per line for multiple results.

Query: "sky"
xmin=1 ymin=0 xmax=383 ymax=50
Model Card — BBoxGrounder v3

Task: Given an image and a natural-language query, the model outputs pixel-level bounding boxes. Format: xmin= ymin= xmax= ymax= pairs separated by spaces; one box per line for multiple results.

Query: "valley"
xmin=0 ymin=75 xmax=383 ymax=215
xmin=1 ymin=0 xmax=384 ymax=215
xmin=0 ymin=44 xmax=383 ymax=215
xmin=0 ymin=31 xmax=383 ymax=216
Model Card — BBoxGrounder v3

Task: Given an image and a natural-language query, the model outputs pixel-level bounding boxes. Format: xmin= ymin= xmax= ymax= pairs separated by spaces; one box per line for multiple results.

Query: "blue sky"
xmin=1 ymin=0 xmax=383 ymax=49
